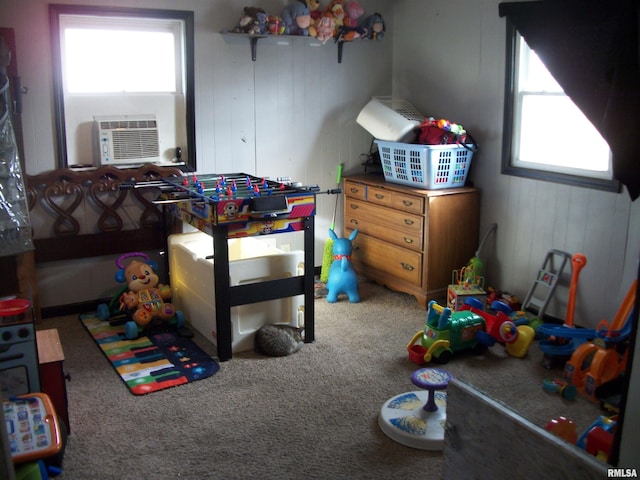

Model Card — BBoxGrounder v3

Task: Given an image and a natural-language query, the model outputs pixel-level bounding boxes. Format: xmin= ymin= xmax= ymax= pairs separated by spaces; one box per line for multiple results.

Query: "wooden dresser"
xmin=343 ymin=174 xmax=480 ymax=307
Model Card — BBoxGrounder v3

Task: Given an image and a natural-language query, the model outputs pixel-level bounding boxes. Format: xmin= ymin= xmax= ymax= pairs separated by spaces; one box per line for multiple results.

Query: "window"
xmin=502 ymin=22 xmax=620 ymax=192
xmin=50 ymin=5 xmax=195 ymax=170
xmin=62 ymin=25 xmax=178 ymax=94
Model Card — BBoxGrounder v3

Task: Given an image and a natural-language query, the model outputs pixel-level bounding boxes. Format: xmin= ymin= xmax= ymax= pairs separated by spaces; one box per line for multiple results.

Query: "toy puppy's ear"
xmin=148 ymin=260 xmax=158 ymax=271
xmin=115 ymin=270 xmax=126 ymax=283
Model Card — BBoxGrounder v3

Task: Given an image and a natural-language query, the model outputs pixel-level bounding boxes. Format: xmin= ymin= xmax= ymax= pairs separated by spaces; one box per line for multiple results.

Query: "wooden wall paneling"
xmin=545 ymin=184 xmax=572 ymax=318
xmin=581 ymin=191 xmax=616 ymax=324
xmin=254 ymin=41 xmax=286 ymax=180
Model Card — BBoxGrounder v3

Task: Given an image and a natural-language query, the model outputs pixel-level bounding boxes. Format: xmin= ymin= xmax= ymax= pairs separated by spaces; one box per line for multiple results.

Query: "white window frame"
xmin=502 ymin=22 xmax=620 ymax=192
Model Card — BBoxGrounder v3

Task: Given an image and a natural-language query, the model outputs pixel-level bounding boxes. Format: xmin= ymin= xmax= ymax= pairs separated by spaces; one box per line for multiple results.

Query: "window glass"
xmin=63 ymin=28 xmax=177 ymax=93
xmin=502 ymin=25 xmax=619 ymax=192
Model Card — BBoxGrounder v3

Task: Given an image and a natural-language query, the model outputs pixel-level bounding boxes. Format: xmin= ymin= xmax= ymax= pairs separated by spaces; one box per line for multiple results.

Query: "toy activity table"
xmin=152 ymin=173 xmax=317 ymax=361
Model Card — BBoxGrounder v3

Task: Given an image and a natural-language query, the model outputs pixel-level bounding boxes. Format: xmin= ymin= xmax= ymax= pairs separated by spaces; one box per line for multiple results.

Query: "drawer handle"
xmin=403 ymin=237 xmax=413 ymax=244
xmin=350 ymin=219 xmax=359 ymax=225
xmin=350 ymin=187 xmax=359 ymax=194
xmin=404 ymin=219 xmax=414 ymax=225
xmin=375 ymin=193 xmax=385 ymax=200
xmin=350 ymin=204 xmax=359 ymax=210
xmin=403 ymin=200 xmax=414 ymax=207
xmin=401 ymin=263 xmax=415 ymax=271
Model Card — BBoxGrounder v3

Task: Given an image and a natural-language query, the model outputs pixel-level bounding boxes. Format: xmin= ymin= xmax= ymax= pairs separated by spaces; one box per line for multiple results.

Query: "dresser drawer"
xmin=345 ymin=204 xmax=423 ymax=252
xmin=366 ymin=185 xmax=424 ymax=215
xmin=349 ymin=230 xmax=422 ymax=286
xmin=344 ymin=179 xmax=366 ymax=201
xmin=345 ymin=198 xmax=423 ymax=236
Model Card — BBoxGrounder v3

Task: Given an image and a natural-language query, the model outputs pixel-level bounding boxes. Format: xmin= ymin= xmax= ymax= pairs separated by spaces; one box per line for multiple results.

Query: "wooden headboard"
xmin=25 ymin=164 xmax=184 ymax=317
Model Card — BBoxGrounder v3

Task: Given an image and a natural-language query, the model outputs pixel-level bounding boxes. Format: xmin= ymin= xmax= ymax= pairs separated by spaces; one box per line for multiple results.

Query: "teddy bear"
xmin=234 ymin=6 xmax=269 ymax=35
xmin=118 ymin=259 xmax=177 ymax=328
xmin=281 ymin=1 xmax=311 ymax=36
xmin=305 ymin=0 xmax=322 ymax=37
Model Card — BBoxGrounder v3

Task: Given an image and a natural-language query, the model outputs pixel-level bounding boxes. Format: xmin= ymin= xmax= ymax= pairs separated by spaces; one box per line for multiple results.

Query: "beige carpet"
xmin=38 ymin=279 xmax=603 ymax=479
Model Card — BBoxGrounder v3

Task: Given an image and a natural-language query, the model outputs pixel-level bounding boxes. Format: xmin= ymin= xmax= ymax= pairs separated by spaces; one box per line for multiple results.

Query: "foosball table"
xmin=150 ymin=172 xmax=319 ymax=361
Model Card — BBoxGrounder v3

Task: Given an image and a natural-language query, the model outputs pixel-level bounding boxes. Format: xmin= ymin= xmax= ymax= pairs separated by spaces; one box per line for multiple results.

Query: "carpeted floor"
xmin=36 ymin=279 xmax=604 ymax=479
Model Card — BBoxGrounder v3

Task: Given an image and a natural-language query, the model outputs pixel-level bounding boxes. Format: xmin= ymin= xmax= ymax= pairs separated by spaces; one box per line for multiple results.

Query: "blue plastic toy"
xmin=326 ymin=228 xmax=360 ymax=303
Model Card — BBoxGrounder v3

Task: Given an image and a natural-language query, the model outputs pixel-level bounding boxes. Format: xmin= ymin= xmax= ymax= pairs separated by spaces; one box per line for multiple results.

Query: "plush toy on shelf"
xmin=338 ymin=0 xmax=366 ymax=41
xmin=325 ymin=0 xmax=346 ymax=30
xmin=362 ymin=12 xmax=385 ymax=40
xmin=344 ymin=0 xmax=364 ymax=28
xmin=315 ymin=13 xmax=337 ymax=43
xmin=233 ymin=6 xmax=269 ymax=35
xmin=305 ymin=0 xmax=322 ymax=37
xmin=281 ymin=0 xmax=312 ymax=36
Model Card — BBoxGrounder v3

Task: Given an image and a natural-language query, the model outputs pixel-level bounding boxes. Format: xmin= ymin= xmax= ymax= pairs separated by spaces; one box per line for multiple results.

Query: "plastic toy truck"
xmin=407 ymin=300 xmax=486 ymax=364
xmin=407 ymin=298 xmax=534 ymax=364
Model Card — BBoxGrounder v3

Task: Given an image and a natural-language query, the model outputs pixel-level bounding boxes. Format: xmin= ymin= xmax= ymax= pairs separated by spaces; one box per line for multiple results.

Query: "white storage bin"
xmin=356 ymin=96 xmax=424 ymax=143
xmin=168 ymin=231 xmax=305 ymax=353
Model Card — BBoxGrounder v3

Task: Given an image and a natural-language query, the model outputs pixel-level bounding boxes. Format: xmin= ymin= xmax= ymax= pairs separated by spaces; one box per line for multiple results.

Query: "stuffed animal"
xmin=281 ymin=1 xmax=312 ymax=36
xmin=268 ymin=15 xmax=285 ymax=35
xmin=315 ymin=13 xmax=336 ymax=43
xmin=305 ymin=0 xmax=322 ymax=37
xmin=338 ymin=0 xmax=365 ymax=41
xmin=325 ymin=0 xmax=345 ymax=29
xmin=117 ymin=258 xmax=177 ymax=328
xmin=344 ymin=0 xmax=364 ymax=27
xmin=362 ymin=12 xmax=385 ymax=40
xmin=234 ymin=6 xmax=269 ymax=35
xmin=326 ymin=228 xmax=360 ymax=303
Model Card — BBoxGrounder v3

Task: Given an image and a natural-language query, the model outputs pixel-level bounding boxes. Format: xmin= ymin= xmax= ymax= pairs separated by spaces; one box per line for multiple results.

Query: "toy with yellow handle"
xmin=320 ymin=163 xmax=343 ymax=283
xmin=407 ymin=331 xmax=451 ymax=365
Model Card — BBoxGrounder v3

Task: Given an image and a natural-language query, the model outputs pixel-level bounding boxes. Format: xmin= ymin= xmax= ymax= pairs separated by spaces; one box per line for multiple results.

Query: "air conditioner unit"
xmin=94 ymin=114 xmax=161 ymax=166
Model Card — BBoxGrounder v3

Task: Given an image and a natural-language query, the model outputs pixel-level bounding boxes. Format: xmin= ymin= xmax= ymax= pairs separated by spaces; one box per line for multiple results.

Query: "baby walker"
xmin=96 ymin=252 xmax=188 ymax=339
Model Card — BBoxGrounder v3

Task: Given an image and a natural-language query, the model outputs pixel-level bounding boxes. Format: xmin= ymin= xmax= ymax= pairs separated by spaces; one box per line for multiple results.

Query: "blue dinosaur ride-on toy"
xmin=96 ymin=252 xmax=190 ymax=339
xmin=326 ymin=228 xmax=360 ymax=303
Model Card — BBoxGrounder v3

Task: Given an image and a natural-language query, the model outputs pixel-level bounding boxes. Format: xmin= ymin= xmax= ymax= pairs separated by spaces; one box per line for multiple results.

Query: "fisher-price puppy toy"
xmin=326 ymin=229 xmax=360 ymax=303
xmin=97 ymin=252 xmax=187 ymax=339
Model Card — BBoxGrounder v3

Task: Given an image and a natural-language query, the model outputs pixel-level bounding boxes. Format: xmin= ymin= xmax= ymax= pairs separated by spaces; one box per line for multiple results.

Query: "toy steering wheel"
xmin=116 ymin=252 xmax=151 ymax=270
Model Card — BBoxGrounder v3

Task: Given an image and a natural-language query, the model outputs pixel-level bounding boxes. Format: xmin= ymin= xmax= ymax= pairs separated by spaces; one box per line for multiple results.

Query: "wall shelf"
xmin=220 ymin=31 xmax=349 ymax=63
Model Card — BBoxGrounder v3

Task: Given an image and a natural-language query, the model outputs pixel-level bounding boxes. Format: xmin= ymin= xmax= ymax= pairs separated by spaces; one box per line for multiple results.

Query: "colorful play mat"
xmin=80 ymin=313 xmax=219 ymax=395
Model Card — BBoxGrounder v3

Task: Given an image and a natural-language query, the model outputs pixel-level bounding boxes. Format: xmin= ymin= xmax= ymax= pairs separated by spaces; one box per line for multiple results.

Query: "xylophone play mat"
xmin=80 ymin=313 xmax=220 ymax=395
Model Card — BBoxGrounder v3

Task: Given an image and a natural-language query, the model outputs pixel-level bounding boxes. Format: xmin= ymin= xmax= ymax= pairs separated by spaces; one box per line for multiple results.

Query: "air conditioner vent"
xmin=111 ymin=130 xmax=160 ymax=160
xmin=94 ymin=114 xmax=161 ymax=166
